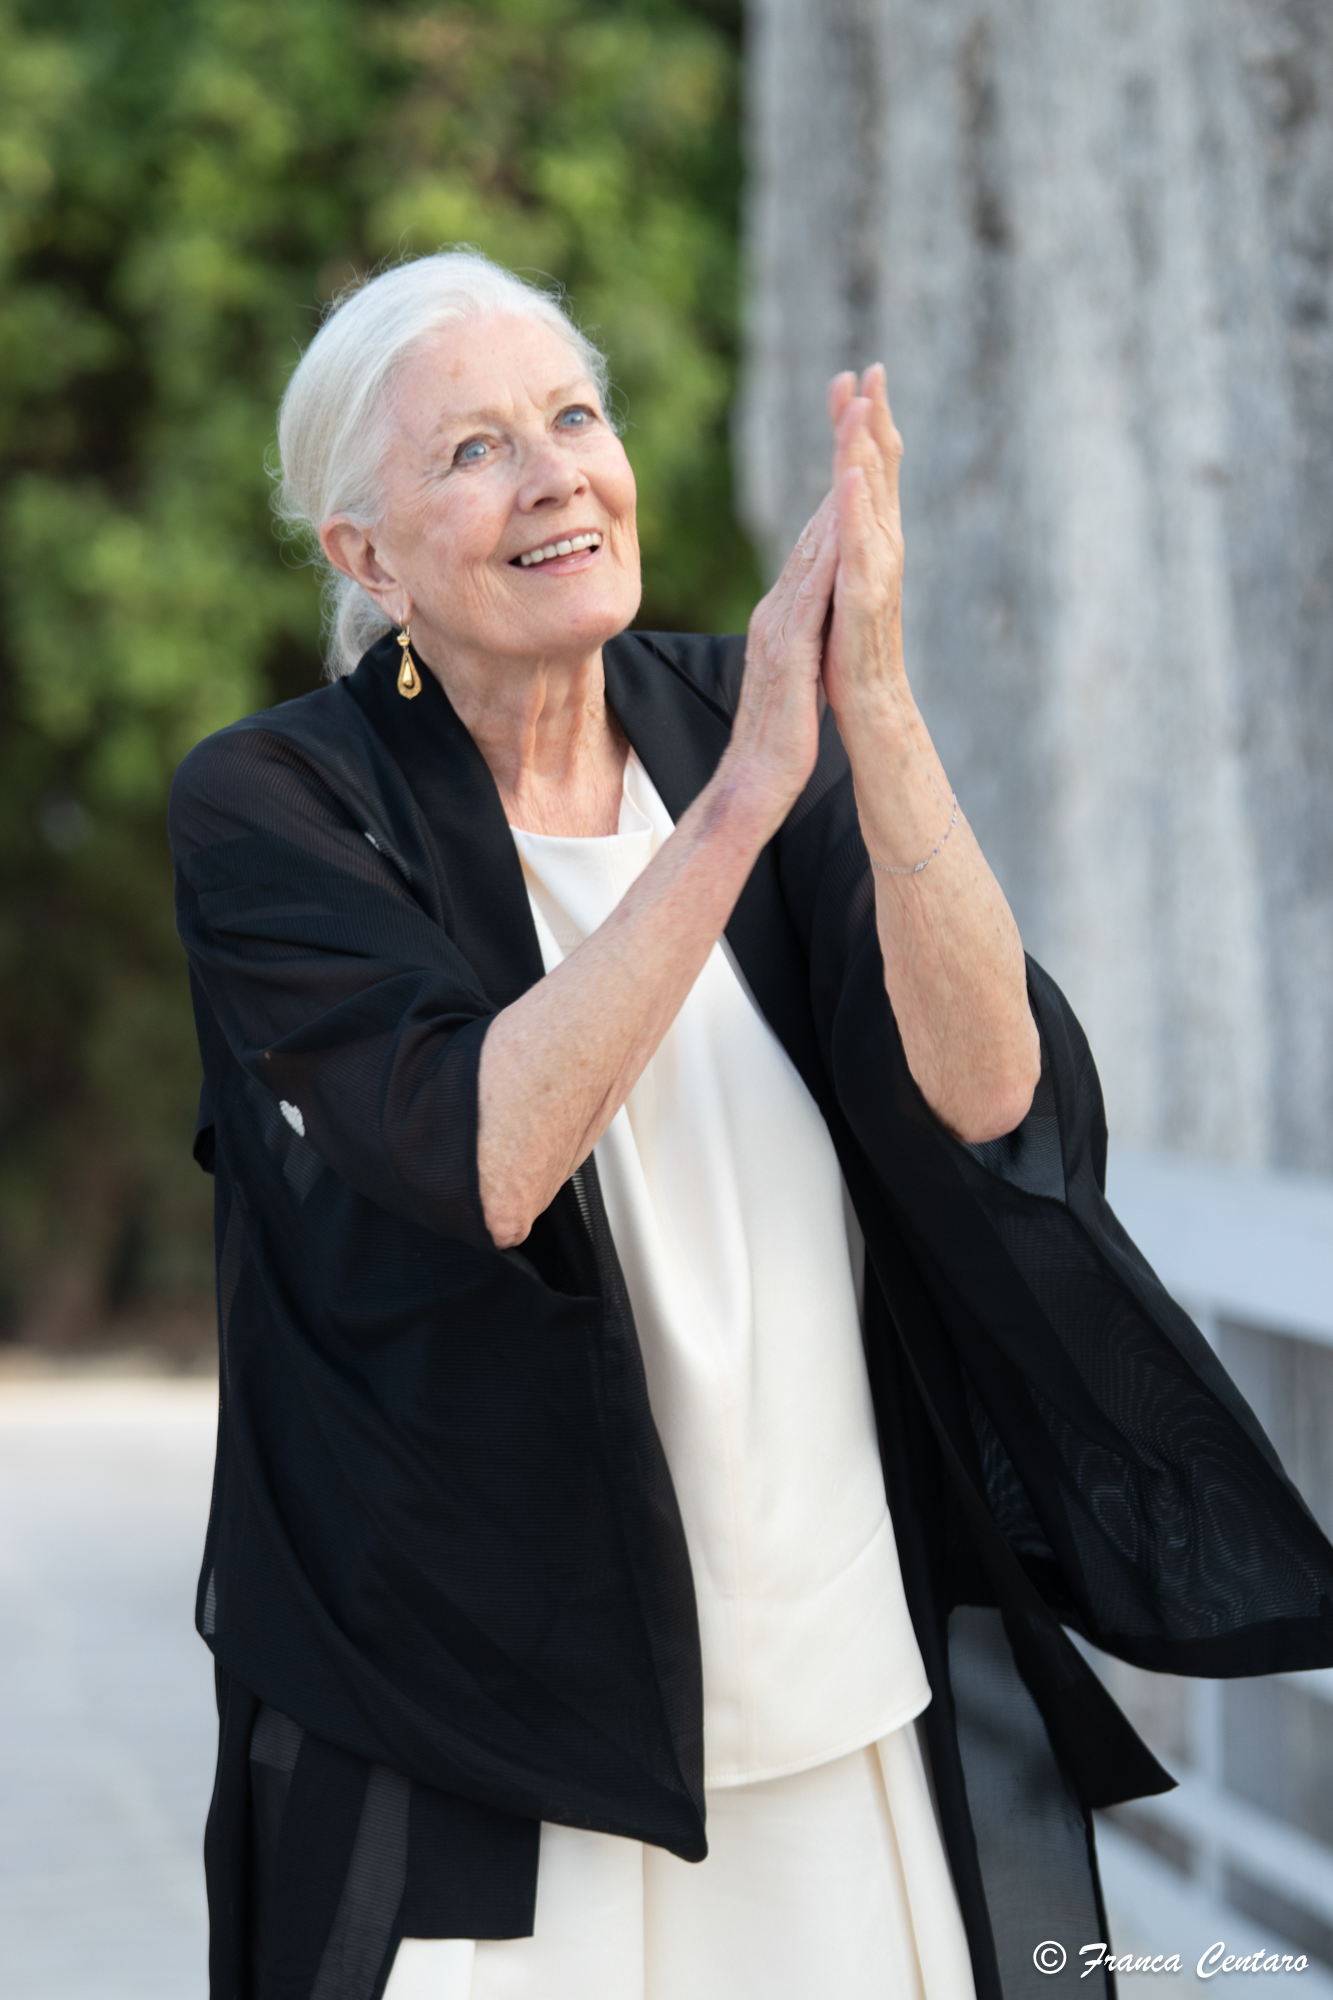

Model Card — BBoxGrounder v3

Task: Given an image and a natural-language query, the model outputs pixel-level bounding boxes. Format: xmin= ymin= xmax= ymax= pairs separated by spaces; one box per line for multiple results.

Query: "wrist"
xmin=705 ymin=749 xmax=793 ymax=851
xmin=837 ymin=689 xmax=925 ymax=802
xmin=830 ymin=673 xmax=914 ymax=742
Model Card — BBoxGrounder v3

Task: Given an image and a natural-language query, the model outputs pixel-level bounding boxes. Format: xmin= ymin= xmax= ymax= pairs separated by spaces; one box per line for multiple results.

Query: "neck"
xmin=417 ymin=635 xmax=628 ymax=837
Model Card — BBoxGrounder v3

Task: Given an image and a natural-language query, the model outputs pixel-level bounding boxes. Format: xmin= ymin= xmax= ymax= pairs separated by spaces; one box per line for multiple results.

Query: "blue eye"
xmin=456 ymin=438 xmax=489 ymax=464
xmin=558 ymin=406 xmax=593 ymax=429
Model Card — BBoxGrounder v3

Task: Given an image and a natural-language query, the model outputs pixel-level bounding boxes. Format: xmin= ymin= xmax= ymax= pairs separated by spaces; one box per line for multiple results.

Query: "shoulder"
xmin=169 ymin=679 xmax=380 ymax=852
xmin=606 ymin=630 xmax=748 ymax=718
xmin=173 ymin=678 xmax=366 ymax=791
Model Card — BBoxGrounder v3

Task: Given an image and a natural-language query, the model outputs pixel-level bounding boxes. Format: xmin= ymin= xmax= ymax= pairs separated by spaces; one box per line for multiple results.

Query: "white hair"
xmin=274 ymin=250 xmax=614 ymax=678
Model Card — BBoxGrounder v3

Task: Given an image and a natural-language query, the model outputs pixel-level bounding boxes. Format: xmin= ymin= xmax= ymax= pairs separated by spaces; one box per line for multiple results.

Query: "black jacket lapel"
xmin=347 ymin=633 xmax=546 ymax=1009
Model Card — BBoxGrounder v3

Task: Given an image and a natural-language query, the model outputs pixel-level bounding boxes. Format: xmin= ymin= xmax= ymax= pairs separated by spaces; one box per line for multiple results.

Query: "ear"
xmin=320 ymin=517 xmax=408 ymax=624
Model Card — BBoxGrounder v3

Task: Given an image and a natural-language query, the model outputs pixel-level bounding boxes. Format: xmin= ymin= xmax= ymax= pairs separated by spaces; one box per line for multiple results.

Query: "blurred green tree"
xmin=0 ymin=0 xmax=757 ymax=1355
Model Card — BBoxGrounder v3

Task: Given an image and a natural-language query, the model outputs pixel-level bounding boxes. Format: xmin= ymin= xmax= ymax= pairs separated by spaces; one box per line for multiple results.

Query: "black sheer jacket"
xmin=171 ymin=629 xmax=1333 ymax=2000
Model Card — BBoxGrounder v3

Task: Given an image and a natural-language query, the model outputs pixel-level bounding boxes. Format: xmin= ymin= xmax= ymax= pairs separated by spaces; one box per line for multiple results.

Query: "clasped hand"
xmin=727 ymin=365 xmax=906 ymax=823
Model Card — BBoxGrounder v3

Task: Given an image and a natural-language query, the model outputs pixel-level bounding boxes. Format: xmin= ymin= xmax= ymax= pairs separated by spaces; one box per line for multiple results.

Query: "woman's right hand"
xmin=720 ymin=495 xmax=840 ymax=832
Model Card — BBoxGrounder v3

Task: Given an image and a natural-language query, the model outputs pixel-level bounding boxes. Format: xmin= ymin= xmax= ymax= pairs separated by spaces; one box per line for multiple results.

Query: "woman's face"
xmin=346 ymin=312 xmax=641 ymax=671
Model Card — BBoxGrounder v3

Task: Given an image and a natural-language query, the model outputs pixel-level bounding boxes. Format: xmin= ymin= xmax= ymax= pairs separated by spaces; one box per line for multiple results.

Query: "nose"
xmin=515 ymin=431 xmax=589 ymax=513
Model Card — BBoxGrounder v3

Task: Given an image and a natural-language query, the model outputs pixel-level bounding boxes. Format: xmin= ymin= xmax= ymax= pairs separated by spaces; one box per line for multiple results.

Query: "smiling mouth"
xmin=513 ymin=531 xmax=603 ymax=568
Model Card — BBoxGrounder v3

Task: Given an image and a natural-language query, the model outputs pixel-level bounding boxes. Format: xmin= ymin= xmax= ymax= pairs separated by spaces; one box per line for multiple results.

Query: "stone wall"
xmin=740 ymin=0 xmax=1333 ymax=1169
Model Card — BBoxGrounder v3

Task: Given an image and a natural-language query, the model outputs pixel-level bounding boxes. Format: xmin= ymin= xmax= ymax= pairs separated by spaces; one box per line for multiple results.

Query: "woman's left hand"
xmin=820 ymin=366 xmax=907 ymax=720
xmin=820 ymin=366 xmax=1042 ymax=1146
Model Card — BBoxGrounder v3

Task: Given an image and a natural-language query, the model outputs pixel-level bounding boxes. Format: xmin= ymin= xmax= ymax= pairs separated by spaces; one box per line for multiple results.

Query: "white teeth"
xmin=518 ymin=531 xmax=601 ymax=566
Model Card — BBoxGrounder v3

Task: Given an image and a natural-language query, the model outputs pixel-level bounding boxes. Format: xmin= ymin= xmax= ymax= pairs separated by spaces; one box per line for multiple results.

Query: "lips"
xmin=512 ymin=530 xmax=603 ymax=568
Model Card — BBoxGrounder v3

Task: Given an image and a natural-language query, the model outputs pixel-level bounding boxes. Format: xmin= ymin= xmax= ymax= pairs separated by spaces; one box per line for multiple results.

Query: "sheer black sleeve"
xmin=170 ymin=720 xmax=495 ymax=1250
xmin=774 ymin=708 xmax=1333 ymax=1678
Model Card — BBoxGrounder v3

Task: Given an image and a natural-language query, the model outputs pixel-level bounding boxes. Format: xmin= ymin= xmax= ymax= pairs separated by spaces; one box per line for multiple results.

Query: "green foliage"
xmin=0 ymin=0 xmax=757 ymax=1344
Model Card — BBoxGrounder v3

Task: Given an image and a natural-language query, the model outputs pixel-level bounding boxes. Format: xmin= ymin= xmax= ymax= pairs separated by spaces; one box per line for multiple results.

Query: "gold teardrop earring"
xmin=396 ymin=622 xmax=422 ymax=699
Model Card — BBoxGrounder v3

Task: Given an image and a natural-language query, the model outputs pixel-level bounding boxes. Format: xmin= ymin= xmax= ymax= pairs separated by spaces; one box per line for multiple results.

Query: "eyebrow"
xmin=427 ymin=379 xmax=597 ymax=444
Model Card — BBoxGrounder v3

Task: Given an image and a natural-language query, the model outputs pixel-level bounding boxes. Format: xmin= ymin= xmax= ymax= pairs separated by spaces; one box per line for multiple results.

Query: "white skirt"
xmin=383 ymin=1724 xmax=976 ymax=2000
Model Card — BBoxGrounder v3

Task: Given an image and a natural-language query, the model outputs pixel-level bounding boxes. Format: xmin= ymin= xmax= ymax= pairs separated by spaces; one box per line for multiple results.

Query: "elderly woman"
xmin=171 ymin=252 xmax=1333 ymax=2000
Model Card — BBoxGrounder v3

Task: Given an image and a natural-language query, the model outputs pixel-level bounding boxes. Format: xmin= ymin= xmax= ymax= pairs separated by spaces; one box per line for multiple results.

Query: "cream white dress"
xmin=384 ymin=754 xmax=976 ymax=2000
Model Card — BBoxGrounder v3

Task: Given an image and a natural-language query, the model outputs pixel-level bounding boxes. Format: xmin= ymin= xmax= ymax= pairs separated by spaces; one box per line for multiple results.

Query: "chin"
xmin=528 ymin=581 xmax=642 ymax=655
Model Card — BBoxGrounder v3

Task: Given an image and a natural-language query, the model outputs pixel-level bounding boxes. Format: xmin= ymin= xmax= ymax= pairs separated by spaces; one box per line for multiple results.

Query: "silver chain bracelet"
xmin=869 ymin=793 xmax=959 ymax=877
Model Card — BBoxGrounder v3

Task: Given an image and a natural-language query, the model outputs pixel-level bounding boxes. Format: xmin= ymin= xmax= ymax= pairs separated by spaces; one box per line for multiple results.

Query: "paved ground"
xmin=0 ymin=1375 xmax=218 ymax=2000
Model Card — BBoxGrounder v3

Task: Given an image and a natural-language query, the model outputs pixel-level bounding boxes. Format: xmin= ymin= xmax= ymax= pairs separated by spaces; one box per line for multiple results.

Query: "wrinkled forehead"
xmin=391 ymin=312 xmax=598 ymax=438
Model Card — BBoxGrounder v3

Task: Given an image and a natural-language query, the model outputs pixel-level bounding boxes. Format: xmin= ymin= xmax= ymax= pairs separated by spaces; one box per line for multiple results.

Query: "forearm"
xmin=477 ymin=761 xmax=776 ymax=1246
xmin=838 ymin=685 xmax=1040 ymax=1144
xmin=478 ymin=478 xmax=840 ymax=1248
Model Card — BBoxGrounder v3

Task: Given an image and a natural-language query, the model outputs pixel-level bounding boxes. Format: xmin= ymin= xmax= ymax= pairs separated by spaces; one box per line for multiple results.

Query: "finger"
xmin=836 ymin=392 xmax=888 ymax=524
xmin=832 ymin=463 xmax=891 ymax=596
xmin=783 ymin=490 xmax=836 ymax=583
xmin=857 ymin=364 xmax=904 ymax=511
xmin=859 ymin=364 xmax=896 ymax=436
xmin=834 ymin=397 xmax=895 ymax=536
xmin=859 ymin=362 xmax=889 ymax=408
xmin=829 ymin=375 xmax=868 ymax=501
xmin=793 ymin=511 xmax=842 ymax=641
xmin=751 ymin=494 xmax=838 ymax=647
xmin=772 ymin=496 xmax=824 ymax=596
xmin=827 ymin=371 xmax=857 ymax=428
xmin=835 ymin=463 xmax=876 ymax=554
xmin=831 ymin=393 xmax=865 ymax=486
xmin=773 ymin=509 xmax=840 ymax=657
xmin=776 ymin=495 xmax=831 ymax=603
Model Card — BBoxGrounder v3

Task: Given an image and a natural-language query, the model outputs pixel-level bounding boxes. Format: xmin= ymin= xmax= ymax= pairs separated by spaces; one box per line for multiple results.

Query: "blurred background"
xmin=2 ymin=0 xmax=1331 ymax=1993
xmin=0 ymin=0 xmax=754 ymax=1367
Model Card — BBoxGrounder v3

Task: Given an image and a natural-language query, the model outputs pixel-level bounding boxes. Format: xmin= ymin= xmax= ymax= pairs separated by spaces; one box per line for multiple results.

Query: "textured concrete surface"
xmin=0 ymin=1376 xmax=218 ymax=2000
xmin=740 ymin=0 xmax=1333 ymax=1174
